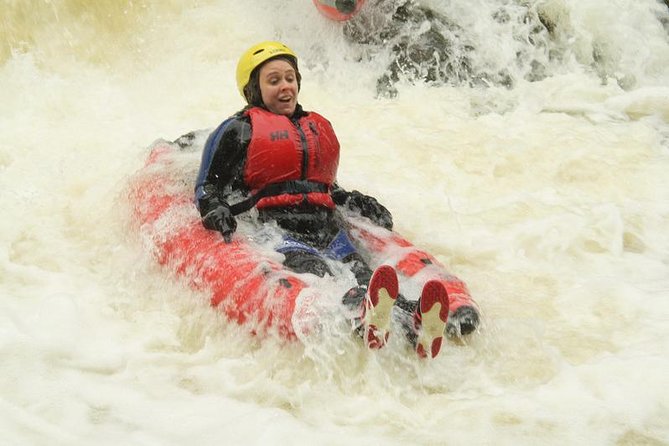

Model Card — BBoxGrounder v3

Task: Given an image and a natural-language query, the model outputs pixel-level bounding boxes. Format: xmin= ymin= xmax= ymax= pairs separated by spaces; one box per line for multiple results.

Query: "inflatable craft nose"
xmin=313 ymin=0 xmax=365 ymax=21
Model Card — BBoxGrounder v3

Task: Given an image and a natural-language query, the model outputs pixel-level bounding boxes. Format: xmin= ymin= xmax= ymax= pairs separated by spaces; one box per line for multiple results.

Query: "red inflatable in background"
xmin=313 ymin=0 xmax=366 ymax=21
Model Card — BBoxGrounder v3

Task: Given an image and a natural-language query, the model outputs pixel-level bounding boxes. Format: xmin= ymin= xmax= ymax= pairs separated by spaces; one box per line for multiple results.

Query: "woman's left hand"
xmin=345 ymin=190 xmax=393 ymax=230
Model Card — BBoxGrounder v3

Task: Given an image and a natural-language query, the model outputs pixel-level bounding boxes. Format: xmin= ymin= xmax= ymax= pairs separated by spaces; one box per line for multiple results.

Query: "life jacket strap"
xmin=229 ymin=180 xmax=330 ymax=216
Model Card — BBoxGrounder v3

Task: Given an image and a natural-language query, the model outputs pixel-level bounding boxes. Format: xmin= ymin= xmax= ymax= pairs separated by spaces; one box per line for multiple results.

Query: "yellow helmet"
xmin=235 ymin=41 xmax=298 ymax=98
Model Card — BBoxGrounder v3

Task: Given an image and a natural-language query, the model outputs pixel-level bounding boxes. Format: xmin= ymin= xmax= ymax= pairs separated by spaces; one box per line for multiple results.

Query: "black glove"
xmin=202 ymin=204 xmax=237 ymax=242
xmin=346 ymin=190 xmax=393 ymax=230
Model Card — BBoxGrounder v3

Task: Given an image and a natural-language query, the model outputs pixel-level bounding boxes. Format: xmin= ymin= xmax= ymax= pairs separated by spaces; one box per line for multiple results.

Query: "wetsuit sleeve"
xmin=331 ymin=182 xmax=349 ymax=205
xmin=194 ymin=115 xmax=251 ymax=217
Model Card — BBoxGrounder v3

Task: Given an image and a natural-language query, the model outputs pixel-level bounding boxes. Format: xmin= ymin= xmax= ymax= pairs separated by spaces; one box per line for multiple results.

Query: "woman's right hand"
xmin=202 ymin=204 xmax=237 ymax=242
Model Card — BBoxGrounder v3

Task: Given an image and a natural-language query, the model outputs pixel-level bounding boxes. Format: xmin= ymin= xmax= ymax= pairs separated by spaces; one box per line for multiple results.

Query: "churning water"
xmin=1 ymin=1 xmax=668 ymax=444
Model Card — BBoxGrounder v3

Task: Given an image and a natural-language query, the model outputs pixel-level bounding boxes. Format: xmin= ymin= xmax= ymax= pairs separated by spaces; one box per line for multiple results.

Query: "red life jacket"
xmin=243 ymin=107 xmax=340 ymax=210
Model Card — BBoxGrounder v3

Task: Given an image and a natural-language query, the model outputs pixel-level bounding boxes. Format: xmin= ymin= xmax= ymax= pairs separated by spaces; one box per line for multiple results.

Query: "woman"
xmin=195 ymin=41 xmax=449 ymax=357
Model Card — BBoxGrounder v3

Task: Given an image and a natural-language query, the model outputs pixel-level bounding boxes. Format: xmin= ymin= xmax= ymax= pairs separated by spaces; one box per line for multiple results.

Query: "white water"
xmin=2 ymin=1 xmax=668 ymax=445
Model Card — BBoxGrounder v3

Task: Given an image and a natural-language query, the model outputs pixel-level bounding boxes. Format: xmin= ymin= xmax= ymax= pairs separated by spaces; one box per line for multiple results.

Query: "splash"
xmin=342 ymin=0 xmax=669 ymax=96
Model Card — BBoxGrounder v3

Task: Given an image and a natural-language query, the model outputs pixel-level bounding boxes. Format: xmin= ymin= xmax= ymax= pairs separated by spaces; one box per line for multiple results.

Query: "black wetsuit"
xmin=195 ymin=104 xmax=391 ymax=287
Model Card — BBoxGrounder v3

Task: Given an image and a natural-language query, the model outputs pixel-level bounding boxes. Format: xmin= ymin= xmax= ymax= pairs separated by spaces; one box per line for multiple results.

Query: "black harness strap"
xmin=229 ymin=180 xmax=330 ymax=216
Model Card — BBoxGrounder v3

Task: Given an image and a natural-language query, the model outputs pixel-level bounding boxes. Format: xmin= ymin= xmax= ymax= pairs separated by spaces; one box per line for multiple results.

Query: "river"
xmin=1 ymin=1 xmax=668 ymax=444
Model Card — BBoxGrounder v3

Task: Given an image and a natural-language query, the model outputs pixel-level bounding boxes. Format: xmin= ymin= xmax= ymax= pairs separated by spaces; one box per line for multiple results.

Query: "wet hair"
xmin=242 ymin=55 xmax=301 ymax=107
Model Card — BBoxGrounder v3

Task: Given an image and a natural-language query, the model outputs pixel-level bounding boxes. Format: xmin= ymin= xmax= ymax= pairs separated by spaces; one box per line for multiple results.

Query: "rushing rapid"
xmin=2 ymin=1 xmax=668 ymax=445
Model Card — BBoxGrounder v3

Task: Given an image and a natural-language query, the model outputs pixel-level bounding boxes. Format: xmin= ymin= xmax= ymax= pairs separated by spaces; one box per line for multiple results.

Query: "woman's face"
xmin=258 ymin=59 xmax=299 ymax=116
